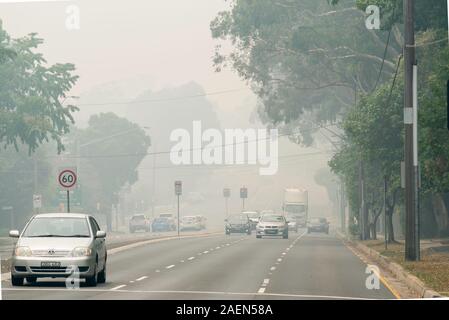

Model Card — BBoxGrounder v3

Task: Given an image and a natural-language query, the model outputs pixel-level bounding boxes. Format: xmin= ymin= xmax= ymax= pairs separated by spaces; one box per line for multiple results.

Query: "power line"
xmin=41 ymin=123 xmax=341 ymax=160
xmin=372 ymin=6 xmax=396 ymax=93
xmin=70 ymin=88 xmax=250 ymax=107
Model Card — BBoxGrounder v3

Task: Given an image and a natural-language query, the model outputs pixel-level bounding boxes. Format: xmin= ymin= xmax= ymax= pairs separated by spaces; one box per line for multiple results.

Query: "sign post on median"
xmin=33 ymin=194 xmax=42 ymax=214
xmin=223 ymin=188 xmax=230 ymax=218
xmin=58 ymin=167 xmax=77 ymax=213
xmin=240 ymin=187 xmax=248 ymax=211
xmin=175 ymin=181 xmax=182 ymax=237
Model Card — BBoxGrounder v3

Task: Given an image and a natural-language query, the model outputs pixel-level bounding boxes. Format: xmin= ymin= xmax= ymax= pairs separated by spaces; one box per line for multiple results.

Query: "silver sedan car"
xmin=256 ymin=214 xmax=289 ymax=239
xmin=9 ymin=213 xmax=107 ymax=287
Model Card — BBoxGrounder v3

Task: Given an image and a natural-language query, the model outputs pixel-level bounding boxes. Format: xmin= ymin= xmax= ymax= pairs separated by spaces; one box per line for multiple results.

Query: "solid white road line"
xmin=1 ymin=287 xmax=377 ymax=300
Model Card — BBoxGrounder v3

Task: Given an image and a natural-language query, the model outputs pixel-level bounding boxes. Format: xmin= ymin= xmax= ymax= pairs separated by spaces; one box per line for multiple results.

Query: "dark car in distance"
xmin=307 ymin=218 xmax=330 ymax=234
xmin=225 ymin=214 xmax=252 ymax=235
xmin=152 ymin=217 xmax=173 ymax=232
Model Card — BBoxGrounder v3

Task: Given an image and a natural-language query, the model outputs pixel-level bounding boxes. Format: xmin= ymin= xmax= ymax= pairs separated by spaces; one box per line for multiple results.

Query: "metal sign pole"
xmin=67 ymin=190 xmax=70 ymax=213
xmin=177 ymin=194 xmax=180 ymax=237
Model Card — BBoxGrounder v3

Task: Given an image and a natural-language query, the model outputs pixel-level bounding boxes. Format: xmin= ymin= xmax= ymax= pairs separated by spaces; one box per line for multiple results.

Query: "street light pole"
xmin=404 ymin=0 xmax=419 ymax=261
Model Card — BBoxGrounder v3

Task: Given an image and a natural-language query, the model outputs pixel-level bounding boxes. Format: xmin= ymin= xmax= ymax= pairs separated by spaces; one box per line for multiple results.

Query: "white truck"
xmin=283 ymin=188 xmax=308 ymax=227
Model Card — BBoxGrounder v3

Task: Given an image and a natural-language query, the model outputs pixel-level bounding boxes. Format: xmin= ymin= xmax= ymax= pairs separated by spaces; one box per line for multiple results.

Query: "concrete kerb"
xmin=1 ymin=231 xmax=222 ymax=283
xmin=337 ymin=231 xmax=443 ymax=299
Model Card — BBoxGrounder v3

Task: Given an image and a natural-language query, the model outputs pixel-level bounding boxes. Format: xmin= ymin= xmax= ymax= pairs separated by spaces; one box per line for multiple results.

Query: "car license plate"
xmin=41 ymin=261 xmax=61 ymax=268
xmin=266 ymin=230 xmax=277 ymax=234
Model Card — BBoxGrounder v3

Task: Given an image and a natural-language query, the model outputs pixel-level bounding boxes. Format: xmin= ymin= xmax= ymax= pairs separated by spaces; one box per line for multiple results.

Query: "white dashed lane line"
xmin=258 ymin=288 xmax=266 ymax=294
xmin=136 ymin=276 xmax=148 ymax=282
xmin=166 ymin=265 xmax=175 ymax=269
xmin=111 ymin=285 xmax=127 ymax=291
xmin=188 ymin=257 xmax=195 ymax=261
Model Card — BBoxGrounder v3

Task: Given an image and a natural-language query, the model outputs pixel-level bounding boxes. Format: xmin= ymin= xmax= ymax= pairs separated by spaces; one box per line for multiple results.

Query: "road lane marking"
xmin=111 ymin=285 xmax=126 ymax=291
xmin=203 ymin=251 xmax=209 ymax=254
xmin=277 ymin=258 xmax=282 ymax=262
xmin=344 ymin=243 xmax=401 ymax=299
xmin=258 ymin=288 xmax=266 ymax=294
xmin=136 ymin=276 xmax=148 ymax=282
xmin=180 ymin=260 xmax=185 ymax=263
xmin=262 ymin=279 xmax=270 ymax=286
xmin=270 ymin=267 xmax=276 ymax=271
xmin=188 ymin=257 xmax=195 ymax=261
xmin=166 ymin=265 xmax=175 ymax=269
xmin=155 ymin=270 xmax=160 ymax=273
xmin=0 ymin=288 xmax=378 ymax=300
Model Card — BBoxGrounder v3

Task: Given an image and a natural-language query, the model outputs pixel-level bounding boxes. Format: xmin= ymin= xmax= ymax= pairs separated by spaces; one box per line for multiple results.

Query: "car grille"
xmin=32 ymin=250 xmax=70 ymax=257
xmin=29 ymin=266 xmax=89 ymax=273
xmin=30 ymin=266 xmax=68 ymax=273
xmin=264 ymin=226 xmax=278 ymax=229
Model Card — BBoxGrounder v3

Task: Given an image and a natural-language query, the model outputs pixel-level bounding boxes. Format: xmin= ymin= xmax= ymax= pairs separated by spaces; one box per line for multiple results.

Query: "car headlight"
xmin=15 ymin=246 xmax=32 ymax=257
xmin=71 ymin=247 xmax=93 ymax=257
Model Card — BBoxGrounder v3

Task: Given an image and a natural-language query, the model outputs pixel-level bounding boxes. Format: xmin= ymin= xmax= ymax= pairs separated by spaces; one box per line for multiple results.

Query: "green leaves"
xmin=0 ymin=23 xmax=79 ymax=154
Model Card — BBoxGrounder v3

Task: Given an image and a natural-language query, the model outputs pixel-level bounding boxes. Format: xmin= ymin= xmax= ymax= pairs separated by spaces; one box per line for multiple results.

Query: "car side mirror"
xmin=9 ymin=230 xmax=19 ymax=238
xmin=96 ymin=231 xmax=106 ymax=238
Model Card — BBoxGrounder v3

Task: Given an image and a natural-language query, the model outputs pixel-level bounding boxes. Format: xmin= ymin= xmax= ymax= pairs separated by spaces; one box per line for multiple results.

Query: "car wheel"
xmin=26 ymin=276 xmax=37 ymax=284
xmin=307 ymin=229 xmax=311 ymax=234
xmin=85 ymin=264 xmax=98 ymax=287
xmin=283 ymin=232 xmax=289 ymax=239
xmin=11 ymin=275 xmax=24 ymax=286
xmin=256 ymin=235 xmax=262 ymax=239
xmin=97 ymin=262 xmax=106 ymax=284
xmin=247 ymin=229 xmax=251 ymax=235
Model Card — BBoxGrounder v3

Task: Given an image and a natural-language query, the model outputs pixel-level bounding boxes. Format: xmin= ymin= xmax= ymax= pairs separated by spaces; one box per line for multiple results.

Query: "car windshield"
xmin=131 ymin=215 xmax=145 ymax=221
xmin=260 ymin=215 xmax=284 ymax=223
xmin=23 ymin=217 xmax=91 ymax=238
xmin=245 ymin=212 xmax=259 ymax=218
xmin=228 ymin=215 xmax=247 ymax=223
xmin=310 ymin=218 xmax=321 ymax=224
xmin=284 ymin=205 xmax=306 ymax=214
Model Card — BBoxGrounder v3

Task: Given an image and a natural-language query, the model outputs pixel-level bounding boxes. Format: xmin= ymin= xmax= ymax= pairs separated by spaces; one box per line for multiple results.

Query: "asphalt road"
xmin=1 ymin=229 xmax=396 ymax=300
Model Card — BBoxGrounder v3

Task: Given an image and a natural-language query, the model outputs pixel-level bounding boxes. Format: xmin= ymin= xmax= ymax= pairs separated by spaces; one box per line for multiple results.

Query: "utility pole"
xmin=359 ymin=159 xmax=366 ymax=240
xmin=404 ymin=0 xmax=419 ymax=261
xmin=340 ymin=179 xmax=346 ymax=234
xmin=152 ymin=143 xmax=156 ymax=219
xmin=384 ymin=176 xmax=388 ymax=250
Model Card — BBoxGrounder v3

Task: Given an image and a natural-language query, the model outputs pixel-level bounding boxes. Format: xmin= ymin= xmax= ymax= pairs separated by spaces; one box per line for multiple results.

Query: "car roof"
xmin=34 ymin=213 xmax=90 ymax=219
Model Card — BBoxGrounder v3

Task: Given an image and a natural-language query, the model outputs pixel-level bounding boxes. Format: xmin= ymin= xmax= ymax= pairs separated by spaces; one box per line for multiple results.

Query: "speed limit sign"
xmin=58 ymin=167 xmax=77 ymax=189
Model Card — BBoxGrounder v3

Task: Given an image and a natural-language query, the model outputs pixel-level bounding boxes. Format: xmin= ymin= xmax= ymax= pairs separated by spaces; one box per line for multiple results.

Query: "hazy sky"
xmin=0 ymin=0 xmax=336 ymax=218
xmin=0 ymin=0 xmax=248 ymax=105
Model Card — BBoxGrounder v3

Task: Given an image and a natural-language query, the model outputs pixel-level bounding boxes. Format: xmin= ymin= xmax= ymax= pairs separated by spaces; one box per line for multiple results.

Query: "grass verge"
xmin=364 ymin=240 xmax=449 ymax=294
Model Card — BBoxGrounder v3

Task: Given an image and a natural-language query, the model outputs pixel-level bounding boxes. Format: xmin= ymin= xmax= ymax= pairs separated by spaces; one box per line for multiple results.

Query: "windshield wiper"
xmin=64 ymin=235 xmax=90 ymax=238
xmin=27 ymin=234 xmax=90 ymax=238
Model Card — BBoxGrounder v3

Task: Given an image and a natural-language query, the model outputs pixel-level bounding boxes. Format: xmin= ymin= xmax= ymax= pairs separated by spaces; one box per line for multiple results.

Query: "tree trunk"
xmin=386 ymin=209 xmax=395 ymax=243
xmin=431 ymin=193 xmax=449 ymax=236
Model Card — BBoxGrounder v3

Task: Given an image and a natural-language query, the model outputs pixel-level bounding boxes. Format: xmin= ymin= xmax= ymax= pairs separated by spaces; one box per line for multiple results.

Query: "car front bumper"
xmin=256 ymin=228 xmax=286 ymax=236
xmin=11 ymin=255 xmax=97 ymax=278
